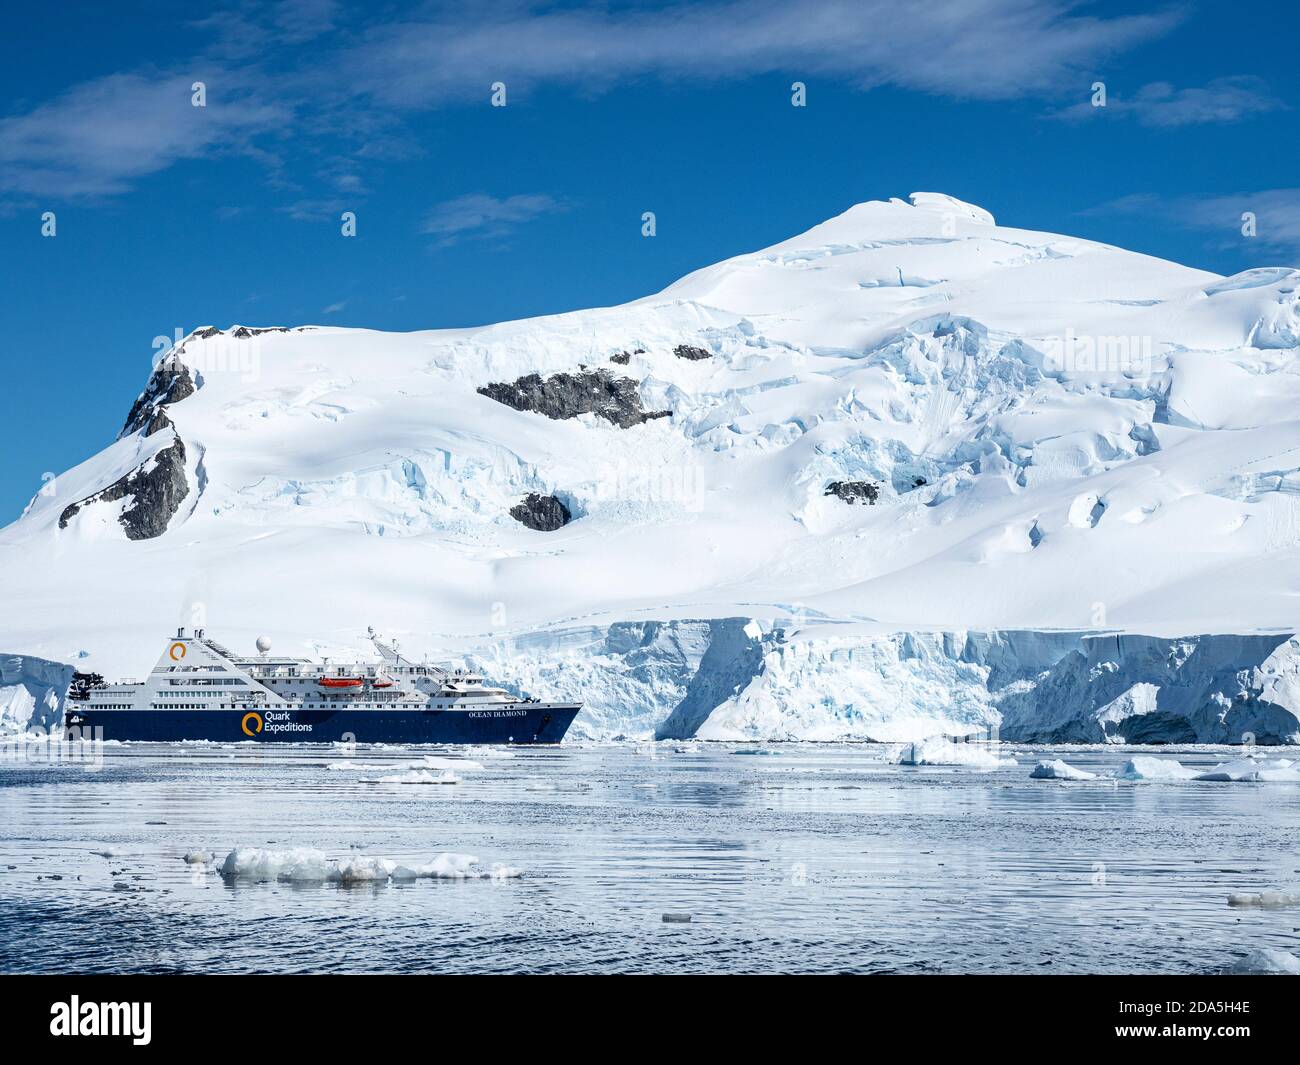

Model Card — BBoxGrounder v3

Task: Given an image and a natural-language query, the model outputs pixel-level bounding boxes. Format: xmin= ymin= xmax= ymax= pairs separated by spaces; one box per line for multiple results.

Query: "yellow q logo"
xmin=169 ymin=642 xmax=187 ymax=661
xmin=241 ymin=712 xmax=263 ymax=737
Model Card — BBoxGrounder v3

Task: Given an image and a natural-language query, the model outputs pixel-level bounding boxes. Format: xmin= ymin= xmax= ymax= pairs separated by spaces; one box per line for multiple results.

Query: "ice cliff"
xmin=463 ymin=623 xmax=1300 ymax=744
xmin=0 ymin=655 xmax=75 ymax=735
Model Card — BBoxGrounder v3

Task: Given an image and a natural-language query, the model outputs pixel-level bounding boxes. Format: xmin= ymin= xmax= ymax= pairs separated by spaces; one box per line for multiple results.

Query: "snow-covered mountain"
xmin=4 ymin=192 xmax=1300 ymax=741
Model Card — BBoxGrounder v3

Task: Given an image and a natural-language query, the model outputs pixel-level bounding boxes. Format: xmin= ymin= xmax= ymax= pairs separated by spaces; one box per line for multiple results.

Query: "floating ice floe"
xmin=371 ymin=769 xmax=460 ymax=785
xmin=1227 ymin=891 xmax=1300 ymax=908
xmin=1029 ymin=759 xmax=1096 ymax=780
xmin=392 ymin=854 xmax=521 ymax=880
xmin=329 ymin=755 xmax=483 ymax=773
xmin=218 ymin=847 xmax=519 ymax=883
xmin=183 ymin=850 xmax=213 ymax=864
xmin=1222 ymin=948 xmax=1300 ymax=975
xmin=892 ymin=736 xmax=1017 ymax=768
xmin=1113 ymin=756 xmax=1199 ymax=781
xmin=1196 ymin=757 xmax=1300 ymax=782
xmin=397 ymin=756 xmax=484 ymax=772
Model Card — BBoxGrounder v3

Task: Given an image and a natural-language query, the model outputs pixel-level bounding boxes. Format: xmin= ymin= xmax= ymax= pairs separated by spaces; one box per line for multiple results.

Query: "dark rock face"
xmin=610 ymin=351 xmax=631 ymax=365
xmin=478 ymin=369 xmax=671 ymax=428
xmin=121 ymin=358 xmax=196 ymax=437
xmin=192 ymin=325 xmax=291 ymax=340
xmin=510 ymin=493 xmax=571 ymax=531
xmin=230 ymin=325 xmax=290 ymax=339
xmin=59 ymin=435 xmax=189 ymax=541
xmin=825 ymin=480 xmax=880 ymax=505
xmin=673 ymin=344 xmax=711 ymax=360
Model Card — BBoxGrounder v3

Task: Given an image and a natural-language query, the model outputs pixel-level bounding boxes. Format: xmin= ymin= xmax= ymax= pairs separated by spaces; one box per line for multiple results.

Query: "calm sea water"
xmin=1 ymin=741 xmax=1297 ymax=974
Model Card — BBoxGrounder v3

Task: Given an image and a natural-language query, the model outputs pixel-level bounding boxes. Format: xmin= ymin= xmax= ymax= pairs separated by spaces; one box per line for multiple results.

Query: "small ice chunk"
xmin=419 ymin=756 xmax=484 ymax=771
xmin=1197 ymin=757 xmax=1300 ymax=782
xmin=1227 ymin=891 xmax=1300 ymax=908
xmin=1114 ymin=756 xmax=1198 ymax=781
xmin=334 ymin=856 xmax=397 ymax=883
xmin=218 ymin=847 xmax=513 ymax=883
xmin=1029 ymin=759 xmax=1096 ymax=781
xmin=893 ymin=736 xmax=1016 ymax=768
xmin=1223 ymin=948 xmax=1300 ymax=975
xmin=220 ymin=847 xmax=336 ymax=883
xmin=183 ymin=850 xmax=213 ymax=865
xmin=372 ymin=769 xmax=460 ymax=785
xmin=392 ymin=852 xmax=480 ymax=880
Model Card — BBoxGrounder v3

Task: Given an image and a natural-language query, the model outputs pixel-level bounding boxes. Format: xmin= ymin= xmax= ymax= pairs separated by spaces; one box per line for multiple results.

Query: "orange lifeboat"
xmin=318 ymin=677 xmax=363 ymax=689
xmin=373 ymin=678 xmax=394 ymax=689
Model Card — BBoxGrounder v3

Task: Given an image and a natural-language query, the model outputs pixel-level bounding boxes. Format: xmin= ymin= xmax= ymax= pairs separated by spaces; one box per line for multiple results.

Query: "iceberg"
xmin=218 ymin=847 xmax=514 ymax=883
xmin=1114 ymin=756 xmax=1199 ymax=781
xmin=891 ymin=735 xmax=1016 ymax=768
xmin=1029 ymin=759 xmax=1096 ymax=780
xmin=1196 ymin=757 xmax=1300 ymax=782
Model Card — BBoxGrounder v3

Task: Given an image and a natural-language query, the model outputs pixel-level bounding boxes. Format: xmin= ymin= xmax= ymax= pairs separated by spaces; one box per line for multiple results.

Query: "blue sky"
xmin=1 ymin=0 xmax=1297 ymax=522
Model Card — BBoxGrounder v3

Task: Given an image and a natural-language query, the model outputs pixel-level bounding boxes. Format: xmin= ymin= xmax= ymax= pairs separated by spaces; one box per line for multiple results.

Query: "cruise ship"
xmin=64 ymin=628 xmax=581 ymax=744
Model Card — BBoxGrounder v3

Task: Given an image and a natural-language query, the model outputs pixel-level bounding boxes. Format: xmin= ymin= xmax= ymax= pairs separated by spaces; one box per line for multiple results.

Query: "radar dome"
xmin=255 ymin=636 xmax=272 ymax=653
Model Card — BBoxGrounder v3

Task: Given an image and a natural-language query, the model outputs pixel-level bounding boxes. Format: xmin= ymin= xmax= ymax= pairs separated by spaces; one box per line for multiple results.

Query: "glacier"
xmin=460 ymin=622 xmax=1300 ymax=743
xmin=2 ymin=191 xmax=1300 ymax=742
xmin=0 ymin=655 xmax=74 ymax=736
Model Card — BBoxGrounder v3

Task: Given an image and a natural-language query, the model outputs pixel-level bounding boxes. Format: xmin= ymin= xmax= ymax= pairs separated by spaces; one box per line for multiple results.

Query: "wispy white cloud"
xmin=1087 ymin=188 xmax=1300 ymax=261
xmin=0 ymin=1 xmax=1188 ymax=207
xmin=1056 ymin=76 xmax=1284 ymax=127
xmin=273 ymin=0 xmax=342 ymax=43
xmin=0 ymin=70 xmax=288 ymax=201
xmin=421 ymin=192 xmax=569 ymax=245
xmin=346 ymin=1 xmax=1183 ymax=107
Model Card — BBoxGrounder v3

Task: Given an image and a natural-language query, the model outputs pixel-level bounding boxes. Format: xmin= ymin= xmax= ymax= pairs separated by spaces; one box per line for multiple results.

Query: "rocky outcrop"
xmin=510 ymin=493 xmax=571 ymax=531
xmin=673 ymin=344 xmax=712 ymax=360
xmin=478 ymin=369 xmax=671 ymax=428
xmin=192 ymin=325 xmax=291 ymax=340
xmin=230 ymin=325 xmax=289 ymax=339
xmin=825 ymin=480 xmax=880 ymax=504
xmin=58 ymin=435 xmax=189 ymax=540
xmin=121 ymin=357 xmax=196 ymax=437
xmin=609 ymin=348 xmax=642 ymax=365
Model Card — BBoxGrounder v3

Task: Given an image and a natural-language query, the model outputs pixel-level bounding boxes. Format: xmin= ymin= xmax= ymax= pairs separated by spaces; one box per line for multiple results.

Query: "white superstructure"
xmin=83 ymin=628 xmax=532 ymax=713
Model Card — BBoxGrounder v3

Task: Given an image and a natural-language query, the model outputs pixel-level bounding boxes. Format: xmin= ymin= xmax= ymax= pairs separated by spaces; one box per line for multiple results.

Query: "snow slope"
xmin=3 ymin=192 xmax=1300 ymax=739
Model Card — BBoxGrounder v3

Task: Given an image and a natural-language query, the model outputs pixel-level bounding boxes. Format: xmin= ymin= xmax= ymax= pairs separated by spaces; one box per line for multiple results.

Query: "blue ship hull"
xmin=65 ymin=703 xmax=580 ymax=745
